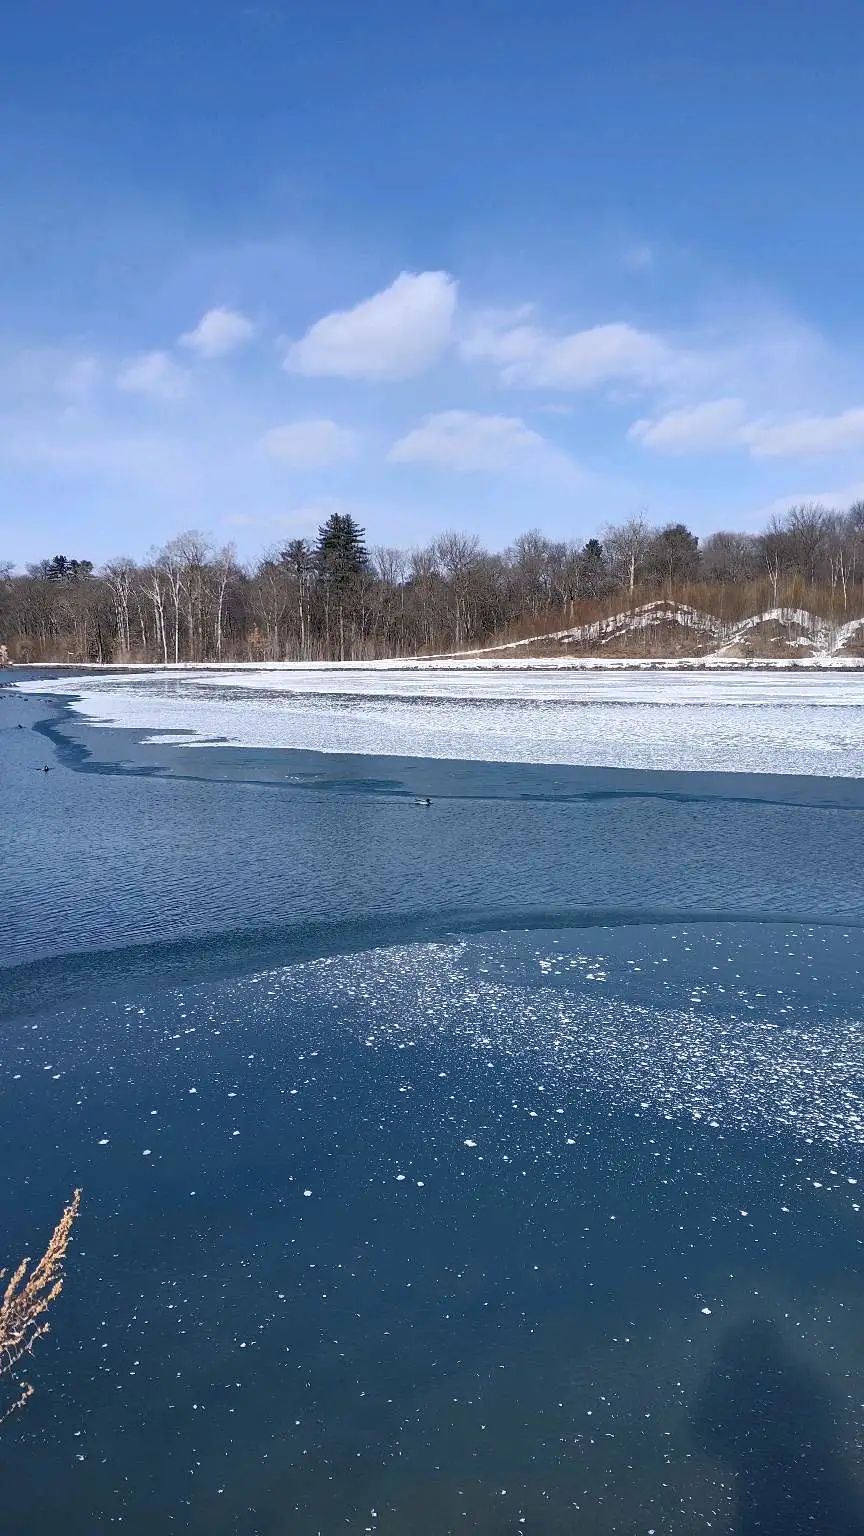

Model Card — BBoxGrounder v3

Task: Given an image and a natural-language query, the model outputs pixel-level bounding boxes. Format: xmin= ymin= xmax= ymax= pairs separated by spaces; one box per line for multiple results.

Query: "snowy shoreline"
xmin=9 ymin=600 xmax=864 ymax=673
xmin=9 ymin=650 xmax=864 ymax=675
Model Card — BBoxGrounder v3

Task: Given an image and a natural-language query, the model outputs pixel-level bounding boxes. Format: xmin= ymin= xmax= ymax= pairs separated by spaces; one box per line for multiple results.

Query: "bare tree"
xmin=603 ymin=514 xmax=653 ymax=599
xmin=212 ymin=543 xmax=237 ymax=660
xmin=373 ymin=545 xmax=409 ymax=653
xmin=783 ymin=503 xmax=829 ymax=583
xmin=252 ymin=552 xmax=291 ymax=659
xmin=157 ymin=538 xmax=185 ymax=663
xmin=104 ymin=559 xmax=134 ymax=656
xmin=139 ymin=564 xmax=169 ymax=663
xmin=433 ymin=531 xmax=483 ymax=648
xmin=7 ymin=500 xmax=864 ymax=662
xmin=645 ymin=524 xmax=699 ymax=593
xmin=700 ymin=531 xmax=761 ymax=584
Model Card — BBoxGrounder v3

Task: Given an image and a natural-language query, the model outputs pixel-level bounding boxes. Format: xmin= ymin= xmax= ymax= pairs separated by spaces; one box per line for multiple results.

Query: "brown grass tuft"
xmin=0 ymin=1189 xmax=81 ymax=1423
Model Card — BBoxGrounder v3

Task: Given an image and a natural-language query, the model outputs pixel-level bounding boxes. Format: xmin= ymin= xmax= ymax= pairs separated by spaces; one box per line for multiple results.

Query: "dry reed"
xmin=0 ymin=1189 xmax=81 ymax=1423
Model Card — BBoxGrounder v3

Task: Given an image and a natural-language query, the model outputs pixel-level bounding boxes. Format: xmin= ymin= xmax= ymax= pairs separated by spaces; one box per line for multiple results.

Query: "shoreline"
xmin=7 ymin=654 xmax=864 ymax=673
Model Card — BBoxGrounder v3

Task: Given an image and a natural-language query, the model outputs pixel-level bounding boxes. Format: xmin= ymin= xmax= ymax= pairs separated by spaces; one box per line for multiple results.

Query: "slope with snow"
xmin=442 ymin=601 xmax=862 ymax=660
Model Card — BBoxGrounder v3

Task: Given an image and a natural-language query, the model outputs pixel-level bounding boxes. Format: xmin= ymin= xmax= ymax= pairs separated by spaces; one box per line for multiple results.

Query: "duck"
xmin=413 ymin=796 xmax=432 ymax=807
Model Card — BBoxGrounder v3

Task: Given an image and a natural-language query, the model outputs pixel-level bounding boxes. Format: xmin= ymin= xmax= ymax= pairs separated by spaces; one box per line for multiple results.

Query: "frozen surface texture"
xmin=17 ymin=666 xmax=864 ymax=775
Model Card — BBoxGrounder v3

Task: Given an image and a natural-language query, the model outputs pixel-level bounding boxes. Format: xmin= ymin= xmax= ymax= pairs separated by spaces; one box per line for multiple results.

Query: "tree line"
xmin=4 ymin=502 xmax=864 ymax=664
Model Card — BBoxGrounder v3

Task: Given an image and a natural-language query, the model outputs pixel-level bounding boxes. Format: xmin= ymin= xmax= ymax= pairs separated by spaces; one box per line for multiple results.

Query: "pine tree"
xmin=315 ymin=514 xmax=368 ymax=585
xmin=314 ymin=514 xmax=368 ymax=659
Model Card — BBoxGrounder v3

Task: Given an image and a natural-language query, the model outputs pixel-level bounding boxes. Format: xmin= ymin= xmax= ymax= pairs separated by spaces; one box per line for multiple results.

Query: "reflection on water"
xmin=694 ymin=1321 xmax=864 ymax=1536
xmin=2 ymin=687 xmax=864 ymax=1533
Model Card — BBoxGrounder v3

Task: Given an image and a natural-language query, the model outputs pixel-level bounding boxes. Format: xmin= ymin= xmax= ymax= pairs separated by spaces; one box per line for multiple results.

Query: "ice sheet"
xmin=16 ymin=665 xmax=864 ymax=775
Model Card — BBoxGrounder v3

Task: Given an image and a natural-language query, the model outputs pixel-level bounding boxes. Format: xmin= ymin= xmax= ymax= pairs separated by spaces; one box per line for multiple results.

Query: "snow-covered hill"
xmin=438 ymin=601 xmax=864 ymax=661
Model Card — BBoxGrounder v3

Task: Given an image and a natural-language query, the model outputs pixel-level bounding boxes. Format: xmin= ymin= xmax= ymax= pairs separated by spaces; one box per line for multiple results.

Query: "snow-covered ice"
xmin=16 ymin=664 xmax=864 ymax=775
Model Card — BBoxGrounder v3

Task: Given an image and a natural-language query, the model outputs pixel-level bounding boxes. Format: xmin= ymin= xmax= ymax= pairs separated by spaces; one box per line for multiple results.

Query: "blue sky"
xmin=3 ymin=0 xmax=864 ymax=565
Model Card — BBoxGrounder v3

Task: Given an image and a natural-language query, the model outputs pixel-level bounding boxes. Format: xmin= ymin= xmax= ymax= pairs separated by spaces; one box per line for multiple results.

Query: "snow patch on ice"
xmin=16 ymin=666 xmax=864 ymax=775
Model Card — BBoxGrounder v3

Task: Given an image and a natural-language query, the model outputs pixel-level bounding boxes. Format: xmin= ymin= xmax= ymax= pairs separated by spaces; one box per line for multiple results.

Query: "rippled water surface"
xmin=3 ymin=678 xmax=864 ymax=1534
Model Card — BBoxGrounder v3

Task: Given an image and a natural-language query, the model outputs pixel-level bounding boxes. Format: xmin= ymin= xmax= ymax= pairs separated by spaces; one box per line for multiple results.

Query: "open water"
xmin=3 ymin=673 xmax=864 ymax=1534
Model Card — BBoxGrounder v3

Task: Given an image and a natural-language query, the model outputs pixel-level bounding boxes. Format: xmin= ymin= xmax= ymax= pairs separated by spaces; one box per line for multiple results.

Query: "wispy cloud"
xmin=752 ymin=480 xmax=864 ymax=526
xmin=389 ymin=409 xmax=575 ymax=476
xmin=179 ymin=306 xmax=256 ymax=359
xmin=261 ymin=418 xmax=359 ymax=466
xmin=631 ymin=399 xmax=864 ymax=458
xmin=748 ymin=408 xmax=864 ymax=458
xmin=0 ymin=413 xmax=196 ymax=495
xmin=629 ymin=398 xmax=749 ymax=453
xmin=115 ymin=349 xmax=189 ymax=401
xmin=0 ymin=347 xmax=101 ymax=406
xmin=284 ymin=270 xmax=457 ymax=380
xmin=221 ymin=499 xmax=364 ymax=535
xmin=621 ymin=242 xmax=656 ymax=272
xmin=462 ymin=312 xmax=675 ymax=391
xmin=462 ymin=298 xmax=837 ymax=427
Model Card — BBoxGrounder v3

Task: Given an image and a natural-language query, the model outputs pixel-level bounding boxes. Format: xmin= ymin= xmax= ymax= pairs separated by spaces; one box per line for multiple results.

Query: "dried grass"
xmin=0 ymin=1189 xmax=81 ymax=1424
xmin=487 ymin=578 xmax=864 ymax=650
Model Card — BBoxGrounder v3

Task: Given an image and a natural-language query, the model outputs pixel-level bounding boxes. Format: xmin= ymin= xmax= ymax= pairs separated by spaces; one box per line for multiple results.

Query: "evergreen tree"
xmin=280 ymin=537 xmax=313 ymax=577
xmin=647 ymin=524 xmax=699 ymax=588
xmin=314 ymin=514 xmax=368 ymax=660
xmin=578 ymin=538 xmax=605 ymax=598
xmin=38 ymin=555 xmax=94 ymax=584
xmin=315 ymin=514 xmax=368 ymax=585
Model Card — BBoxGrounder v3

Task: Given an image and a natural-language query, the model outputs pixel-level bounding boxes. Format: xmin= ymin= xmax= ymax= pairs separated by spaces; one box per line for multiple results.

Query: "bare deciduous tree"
xmin=5 ymin=500 xmax=864 ymax=662
xmin=603 ymin=514 xmax=653 ymax=599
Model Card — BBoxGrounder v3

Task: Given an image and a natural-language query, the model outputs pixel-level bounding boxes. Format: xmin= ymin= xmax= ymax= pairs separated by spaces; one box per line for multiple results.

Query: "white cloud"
xmin=389 ymin=409 xmax=561 ymax=473
xmin=179 ymin=306 xmax=256 ymax=359
xmin=284 ymin=270 xmax=457 ymax=380
xmin=631 ymin=398 xmax=864 ymax=458
xmin=629 ymin=398 xmax=748 ymax=453
xmin=747 ymin=408 xmax=864 ymax=458
xmin=752 ymin=481 xmax=864 ymax=527
xmin=461 ymin=299 xmax=841 ymax=427
xmin=221 ymin=500 xmax=362 ymax=534
xmin=116 ymin=350 xmax=188 ymax=401
xmin=462 ymin=315 xmax=673 ymax=391
xmin=261 ymin=418 xmax=359 ymax=467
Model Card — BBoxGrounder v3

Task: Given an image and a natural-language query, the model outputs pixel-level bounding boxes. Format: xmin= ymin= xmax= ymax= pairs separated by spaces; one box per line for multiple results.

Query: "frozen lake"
xmin=3 ymin=674 xmax=864 ymax=1534
xmin=15 ymin=664 xmax=864 ymax=775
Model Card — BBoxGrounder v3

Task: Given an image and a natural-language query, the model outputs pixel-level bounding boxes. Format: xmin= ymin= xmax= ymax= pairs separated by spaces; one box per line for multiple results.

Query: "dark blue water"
xmin=3 ymin=680 xmax=864 ymax=1534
